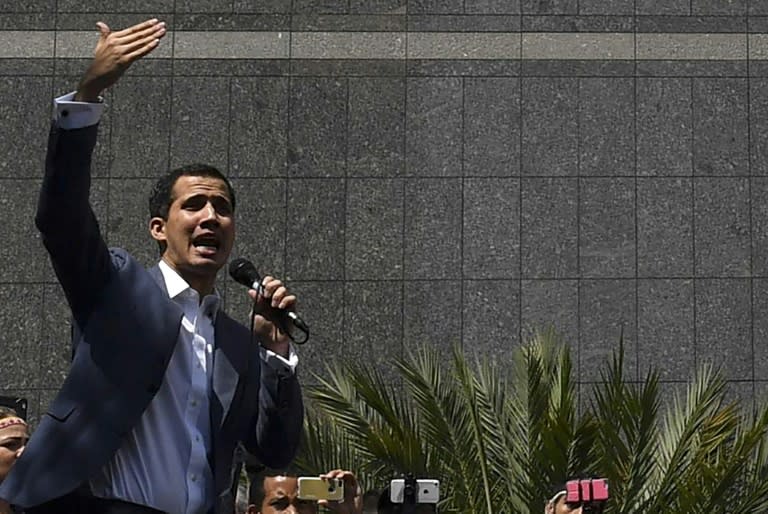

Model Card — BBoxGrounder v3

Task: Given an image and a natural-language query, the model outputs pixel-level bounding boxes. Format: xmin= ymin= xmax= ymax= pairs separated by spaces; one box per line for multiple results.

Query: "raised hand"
xmin=247 ymin=275 xmax=297 ymax=358
xmin=76 ymin=18 xmax=167 ymax=102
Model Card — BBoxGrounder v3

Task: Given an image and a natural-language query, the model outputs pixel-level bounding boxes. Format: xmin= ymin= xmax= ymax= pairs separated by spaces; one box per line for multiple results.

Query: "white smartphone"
xmin=390 ymin=479 xmax=440 ymax=504
xmin=297 ymin=477 xmax=344 ymax=501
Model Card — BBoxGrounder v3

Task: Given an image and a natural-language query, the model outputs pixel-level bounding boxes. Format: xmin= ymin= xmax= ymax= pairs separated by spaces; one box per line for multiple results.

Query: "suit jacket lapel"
xmin=211 ymin=313 xmax=249 ymax=430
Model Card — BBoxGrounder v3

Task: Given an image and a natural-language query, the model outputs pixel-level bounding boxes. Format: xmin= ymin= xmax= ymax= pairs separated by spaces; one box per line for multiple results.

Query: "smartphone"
xmin=0 ymin=396 xmax=27 ymax=420
xmin=297 ymin=477 xmax=344 ymax=501
xmin=390 ymin=479 xmax=440 ymax=504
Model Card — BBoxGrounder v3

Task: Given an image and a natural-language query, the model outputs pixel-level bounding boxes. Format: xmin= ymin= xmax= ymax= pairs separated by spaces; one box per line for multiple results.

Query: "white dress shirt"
xmin=54 ymin=93 xmax=298 ymax=514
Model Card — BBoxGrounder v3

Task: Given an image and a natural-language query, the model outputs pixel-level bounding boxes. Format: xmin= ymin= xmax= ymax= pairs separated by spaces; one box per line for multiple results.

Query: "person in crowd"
xmin=545 ymin=481 xmax=606 ymax=514
xmin=0 ymin=408 xmax=29 ymax=514
xmin=247 ymin=468 xmax=362 ymax=514
xmin=0 ymin=18 xmax=303 ymax=514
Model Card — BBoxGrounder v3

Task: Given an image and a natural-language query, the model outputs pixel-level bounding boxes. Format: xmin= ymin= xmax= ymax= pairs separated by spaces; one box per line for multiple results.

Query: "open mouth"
xmin=192 ymin=234 xmax=221 ymax=255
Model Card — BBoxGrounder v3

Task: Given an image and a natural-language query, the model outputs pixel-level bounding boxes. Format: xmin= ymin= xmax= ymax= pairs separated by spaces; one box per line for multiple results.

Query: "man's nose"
xmin=15 ymin=444 xmax=25 ymax=459
xmin=201 ymin=202 xmax=218 ymax=222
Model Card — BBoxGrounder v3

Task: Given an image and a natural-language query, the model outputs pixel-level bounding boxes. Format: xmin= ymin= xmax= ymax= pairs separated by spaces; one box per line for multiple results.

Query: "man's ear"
xmin=545 ymin=501 xmax=555 ymax=514
xmin=149 ymin=217 xmax=166 ymax=244
xmin=245 ymin=505 xmax=259 ymax=514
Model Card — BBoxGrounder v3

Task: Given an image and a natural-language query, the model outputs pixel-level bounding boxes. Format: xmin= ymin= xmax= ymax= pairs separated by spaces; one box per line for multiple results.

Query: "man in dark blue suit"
xmin=0 ymin=18 xmax=303 ymax=513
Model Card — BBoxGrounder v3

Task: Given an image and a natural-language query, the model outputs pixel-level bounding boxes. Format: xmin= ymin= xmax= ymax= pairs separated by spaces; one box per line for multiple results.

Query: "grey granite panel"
xmin=234 ymin=0 xmax=288 ymax=12
xmin=288 ymin=77 xmax=347 ymax=178
xmin=637 ymin=178 xmax=694 ymax=277
xmin=107 ymin=179 xmax=158 ymax=269
xmin=0 ymin=180 xmax=46 ymax=282
xmin=750 ymin=17 xmax=768 ymax=31
xmin=0 ymin=13 xmax=54 ymax=29
xmin=636 ymin=78 xmax=693 ymax=176
xmin=345 ymin=281 xmax=403 ymax=381
xmin=292 ymin=14 xmax=405 ymax=30
xmin=348 ymin=77 xmax=405 ymax=177
xmin=465 ymin=0 xmax=520 ymax=13
xmin=463 ymin=178 xmax=520 ymax=279
xmin=521 ymin=178 xmax=578 ymax=279
xmin=175 ymin=14 xmax=289 ymax=30
xmin=177 ymin=0 xmax=232 ymax=12
xmin=753 ymin=279 xmax=768 ymax=379
xmin=173 ymin=60 xmax=289 ymax=76
xmin=579 ymin=78 xmax=634 ymax=176
xmin=229 ymin=77 xmax=288 ymax=178
xmin=692 ymin=0 xmax=747 ymax=14
xmin=579 ymin=178 xmax=635 ymax=278
xmin=752 ymin=2 xmax=768 ymax=14
xmin=637 ymin=279 xmax=694 ymax=380
xmin=521 ymin=78 xmax=578 ymax=176
xmin=111 ymin=77 xmax=172 ymax=179
xmin=293 ymin=0 xmax=348 ymax=13
xmin=409 ymin=33 xmax=521 ymax=60
xmin=404 ymin=178 xmax=462 ymax=279
xmin=170 ymin=77 xmax=229 ymax=171
xmin=579 ymin=0 xmax=634 ymax=14
xmin=521 ymin=15 xmax=633 ymax=31
xmin=407 ymin=60 xmax=520 ymax=77
xmin=696 ymin=279 xmax=751 ymax=380
xmin=174 ymin=32 xmax=287 ymax=59
xmin=293 ymin=32 xmax=405 ymax=60
xmin=405 ymin=77 xmax=462 ymax=177
xmin=637 ymin=34 xmax=746 ymax=60
xmin=346 ymin=179 xmax=404 ymax=280
xmin=462 ymin=280 xmax=520 ymax=364
xmin=754 ymin=35 xmax=768 ymax=60
xmin=230 ymin=179 xmax=287 ymax=278
xmin=290 ymin=59 xmax=405 ymax=76
xmin=57 ymin=0 xmax=174 ymax=11
xmin=749 ymin=61 xmax=768 ymax=77
xmin=0 ymin=59 xmax=54 ymax=75
xmin=408 ymin=15 xmax=521 ymax=31
xmin=636 ymin=15 xmax=746 ymax=32
xmin=0 ymin=0 xmax=53 ymax=10
xmin=521 ymin=0 xmax=577 ymax=14
xmin=408 ymin=0 xmax=463 ymax=13
xmin=56 ymin=13 xmax=176 ymax=31
xmin=521 ymin=60 xmax=635 ymax=76
xmin=464 ymin=77 xmax=520 ymax=177
xmin=693 ymin=78 xmax=749 ymax=176
xmin=523 ymin=33 xmax=634 ymax=60
xmin=751 ymin=78 xmax=768 ymax=175
xmin=286 ymin=178 xmax=345 ymax=281
xmin=521 ymin=279 xmax=578 ymax=342
xmin=40 ymin=284 xmax=71 ymax=388
xmin=636 ymin=60 xmax=747 ymax=77
xmin=694 ymin=178 xmax=750 ymax=277
xmin=349 ymin=0 xmax=406 ymax=14
xmin=635 ymin=0 xmax=689 ymax=14
xmin=751 ymin=178 xmax=768 ymax=275
xmin=0 ymin=77 xmax=50 ymax=178
xmin=403 ymin=280 xmax=461 ymax=350
xmin=283 ymin=281 xmax=344 ymax=384
xmin=580 ymin=279 xmax=636 ymax=381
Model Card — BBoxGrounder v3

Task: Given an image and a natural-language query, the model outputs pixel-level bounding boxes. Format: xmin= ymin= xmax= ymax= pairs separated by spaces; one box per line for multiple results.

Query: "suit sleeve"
xmin=35 ymin=122 xmax=113 ymax=329
xmin=242 ymin=359 xmax=304 ymax=469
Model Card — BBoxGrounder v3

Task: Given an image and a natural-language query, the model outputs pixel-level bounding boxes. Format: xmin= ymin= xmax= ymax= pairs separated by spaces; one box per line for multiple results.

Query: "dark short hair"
xmin=247 ymin=466 xmax=297 ymax=508
xmin=148 ymin=163 xmax=236 ymax=220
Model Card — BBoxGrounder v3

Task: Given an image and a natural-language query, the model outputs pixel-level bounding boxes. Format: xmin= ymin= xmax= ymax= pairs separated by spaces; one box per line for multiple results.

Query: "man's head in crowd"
xmin=247 ymin=468 xmax=362 ymax=514
xmin=0 ymin=408 xmax=28 ymax=483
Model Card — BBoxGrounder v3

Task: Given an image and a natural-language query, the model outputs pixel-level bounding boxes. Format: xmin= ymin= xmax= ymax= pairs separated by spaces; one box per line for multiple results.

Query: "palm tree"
xmin=294 ymin=329 xmax=768 ymax=514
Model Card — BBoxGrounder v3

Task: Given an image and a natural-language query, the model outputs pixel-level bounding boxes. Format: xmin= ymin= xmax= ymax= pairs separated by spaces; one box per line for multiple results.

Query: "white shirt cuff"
xmin=54 ymin=91 xmax=104 ymax=130
xmin=260 ymin=343 xmax=298 ymax=376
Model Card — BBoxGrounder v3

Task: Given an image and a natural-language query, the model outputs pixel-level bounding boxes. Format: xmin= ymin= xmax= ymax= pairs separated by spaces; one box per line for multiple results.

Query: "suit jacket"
xmin=0 ymin=123 xmax=303 ymax=511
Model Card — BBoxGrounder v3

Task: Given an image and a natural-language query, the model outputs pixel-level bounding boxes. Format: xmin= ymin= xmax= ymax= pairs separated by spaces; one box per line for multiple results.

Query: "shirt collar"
xmin=158 ymin=260 xmax=221 ymax=319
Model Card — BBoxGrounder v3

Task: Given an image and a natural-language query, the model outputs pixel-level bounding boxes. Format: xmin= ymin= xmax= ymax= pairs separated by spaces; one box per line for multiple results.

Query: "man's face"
xmin=547 ymin=496 xmax=601 ymax=514
xmin=254 ymin=476 xmax=317 ymax=514
xmin=150 ymin=175 xmax=235 ymax=284
xmin=0 ymin=422 xmax=27 ymax=482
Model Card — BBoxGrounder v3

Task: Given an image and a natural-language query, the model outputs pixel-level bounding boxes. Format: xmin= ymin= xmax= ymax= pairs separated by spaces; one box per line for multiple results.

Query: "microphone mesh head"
xmin=229 ymin=258 xmax=260 ymax=287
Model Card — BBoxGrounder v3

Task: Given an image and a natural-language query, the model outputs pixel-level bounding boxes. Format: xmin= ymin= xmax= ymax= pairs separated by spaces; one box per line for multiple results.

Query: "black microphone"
xmin=228 ymin=258 xmax=309 ymax=344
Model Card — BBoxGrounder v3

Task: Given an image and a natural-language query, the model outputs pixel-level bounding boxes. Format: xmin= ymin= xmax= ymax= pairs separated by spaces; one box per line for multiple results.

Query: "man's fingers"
xmin=114 ymin=21 xmax=166 ymax=48
xmin=111 ymin=18 xmax=161 ymax=38
xmin=123 ymin=38 xmax=161 ymax=62
xmin=278 ymin=295 xmax=296 ymax=310
xmin=96 ymin=21 xmax=110 ymax=39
